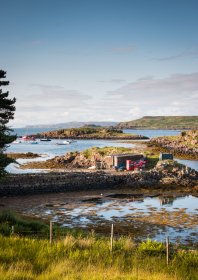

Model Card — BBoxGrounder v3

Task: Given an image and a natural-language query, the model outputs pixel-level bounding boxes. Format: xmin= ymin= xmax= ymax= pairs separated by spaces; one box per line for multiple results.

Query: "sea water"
xmin=6 ymin=129 xmax=198 ymax=172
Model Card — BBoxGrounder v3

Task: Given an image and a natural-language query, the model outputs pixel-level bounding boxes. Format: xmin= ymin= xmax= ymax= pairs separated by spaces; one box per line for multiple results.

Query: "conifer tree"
xmin=0 ymin=70 xmax=16 ymax=176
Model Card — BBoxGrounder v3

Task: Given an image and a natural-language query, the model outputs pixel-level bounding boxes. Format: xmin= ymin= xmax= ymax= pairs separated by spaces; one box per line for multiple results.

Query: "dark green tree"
xmin=0 ymin=70 xmax=16 ymax=176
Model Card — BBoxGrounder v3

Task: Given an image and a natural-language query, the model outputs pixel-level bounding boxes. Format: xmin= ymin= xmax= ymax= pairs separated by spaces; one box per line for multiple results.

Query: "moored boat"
xmin=40 ymin=138 xmax=51 ymax=142
xmin=22 ymin=135 xmax=36 ymax=141
xmin=12 ymin=140 xmax=22 ymax=144
xmin=56 ymin=140 xmax=70 ymax=145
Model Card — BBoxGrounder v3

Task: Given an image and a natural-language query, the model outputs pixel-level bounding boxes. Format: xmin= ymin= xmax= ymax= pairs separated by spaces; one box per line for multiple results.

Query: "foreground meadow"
xmin=0 ymin=234 xmax=198 ymax=280
xmin=0 ymin=211 xmax=197 ymax=280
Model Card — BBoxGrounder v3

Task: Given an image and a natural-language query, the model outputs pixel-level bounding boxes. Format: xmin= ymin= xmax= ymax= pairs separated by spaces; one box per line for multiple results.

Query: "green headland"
xmin=117 ymin=116 xmax=198 ymax=129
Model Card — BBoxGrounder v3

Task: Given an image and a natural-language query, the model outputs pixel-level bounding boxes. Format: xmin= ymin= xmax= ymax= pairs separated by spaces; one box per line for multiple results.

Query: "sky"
xmin=0 ymin=0 xmax=198 ymax=127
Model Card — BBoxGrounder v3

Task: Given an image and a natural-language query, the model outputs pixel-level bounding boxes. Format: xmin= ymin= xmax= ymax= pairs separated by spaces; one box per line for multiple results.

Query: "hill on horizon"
xmin=117 ymin=116 xmax=198 ymax=130
xmin=23 ymin=121 xmax=118 ymax=129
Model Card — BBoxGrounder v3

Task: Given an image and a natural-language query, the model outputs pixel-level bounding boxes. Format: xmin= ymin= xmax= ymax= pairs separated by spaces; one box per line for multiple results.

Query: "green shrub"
xmin=138 ymin=239 xmax=166 ymax=255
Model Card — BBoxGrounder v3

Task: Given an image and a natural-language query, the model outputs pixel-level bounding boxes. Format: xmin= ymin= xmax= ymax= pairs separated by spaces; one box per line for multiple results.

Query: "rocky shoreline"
xmin=0 ymin=161 xmax=197 ymax=196
xmin=148 ymin=130 xmax=198 ymax=159
xmin=6 ymin=152 xmax=40 ymax=160
xmin=36 ymin=135 xmax=149 ymax=140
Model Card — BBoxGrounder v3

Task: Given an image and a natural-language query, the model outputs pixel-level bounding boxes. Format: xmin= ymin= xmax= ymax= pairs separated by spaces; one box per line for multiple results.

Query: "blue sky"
xmin=0 ymin=0 xmax=198 ymax=127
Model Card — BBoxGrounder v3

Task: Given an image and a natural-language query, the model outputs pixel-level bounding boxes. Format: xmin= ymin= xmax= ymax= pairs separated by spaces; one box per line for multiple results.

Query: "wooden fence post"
xmin=50 ymin=221 xmax=53 ymax=244
xmin=110 ymin=224 xmax=114 ymax=253
xmin=11 ymin=225 xmax=14 ymax=236
xmin=166 ymin=236 xmax=169 ymax=265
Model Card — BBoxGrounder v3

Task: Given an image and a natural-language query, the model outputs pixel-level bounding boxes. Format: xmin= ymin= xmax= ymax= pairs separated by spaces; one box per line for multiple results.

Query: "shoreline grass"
xmin=0 ymin=234 xmax=197 ymax=280
xmin=0 ymin=211 xmax=198 ymax=280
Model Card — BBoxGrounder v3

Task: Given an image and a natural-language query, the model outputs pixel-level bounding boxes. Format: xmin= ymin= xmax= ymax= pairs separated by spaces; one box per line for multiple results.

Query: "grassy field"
xmin=0 ymin=235 xmax=198 ymax=280
xmin=82 ymin=146 xmax=134 ymax=159
xmin=117 ymin=116 xmax=198 ymax=129
xmin=0 ymin=211 xmax=198 ymax=280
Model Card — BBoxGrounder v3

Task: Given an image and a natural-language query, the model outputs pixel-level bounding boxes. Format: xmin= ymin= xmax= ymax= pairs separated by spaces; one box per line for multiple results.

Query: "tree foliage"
xmin=0 ymin=70 xmax=16 ymax=176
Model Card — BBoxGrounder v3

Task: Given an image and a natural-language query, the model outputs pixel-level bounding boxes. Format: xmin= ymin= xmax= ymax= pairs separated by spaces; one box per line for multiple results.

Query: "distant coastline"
xmin=117 ymin=116 xmax=198 ymax=130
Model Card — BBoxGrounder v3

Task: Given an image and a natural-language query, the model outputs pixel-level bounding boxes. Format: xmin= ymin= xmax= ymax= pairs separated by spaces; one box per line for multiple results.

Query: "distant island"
xmin=36 ymin=127 xmax=149 ymax=140
xmin=25 ymin=121 xmax=118 ymax=129
xmin=117 ymin=116 xmax=198 ymax=130
xmin=19 ymin=116 xmax=198 ymax=131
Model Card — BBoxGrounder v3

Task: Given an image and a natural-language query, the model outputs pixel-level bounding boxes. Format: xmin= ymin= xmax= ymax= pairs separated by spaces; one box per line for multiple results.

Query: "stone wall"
xmin=0 ymin=167 xmax=197 ymax=197
xmin=0 ymin=171 xmax=161 ymax=196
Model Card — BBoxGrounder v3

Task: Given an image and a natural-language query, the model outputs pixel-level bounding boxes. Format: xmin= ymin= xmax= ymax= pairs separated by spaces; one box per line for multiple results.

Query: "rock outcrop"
xmin=21 ymin=147 xmax=137 ymax=170
xmin=149 ymin=130 xmax=198 ymax=159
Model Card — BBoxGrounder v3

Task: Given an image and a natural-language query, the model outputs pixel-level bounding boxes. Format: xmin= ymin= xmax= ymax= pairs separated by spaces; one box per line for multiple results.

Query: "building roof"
xmin=111 ymin=153 xmax=143 ymax=158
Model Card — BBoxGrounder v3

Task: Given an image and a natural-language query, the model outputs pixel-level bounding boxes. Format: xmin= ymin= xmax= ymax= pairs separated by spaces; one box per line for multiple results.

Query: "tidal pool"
xmin=0 ymin=189 xmax=197 ymax=246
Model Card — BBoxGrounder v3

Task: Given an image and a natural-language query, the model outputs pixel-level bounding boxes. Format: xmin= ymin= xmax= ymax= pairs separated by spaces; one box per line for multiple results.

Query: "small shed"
xmin=159 ymin=153 xmax=173 ymax=161
xmin=111 ymin=154 xmax=144 ymax=169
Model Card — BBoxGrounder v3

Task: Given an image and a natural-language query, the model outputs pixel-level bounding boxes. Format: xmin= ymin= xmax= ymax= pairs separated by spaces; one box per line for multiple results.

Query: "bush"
xmin=138 ymin=239 xmax=166 ymax=255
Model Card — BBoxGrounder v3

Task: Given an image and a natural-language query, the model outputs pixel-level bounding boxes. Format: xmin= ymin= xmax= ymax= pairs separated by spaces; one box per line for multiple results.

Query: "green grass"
xmin=0 ymin=210 xmax=85 ymax=239
xmin=82 ymin=146 xmax=133 ymax=159
xmin=145 ymin=154 xmax=159 ymax=169
xmin=0 ymin=210 xmax=49 ymax=237
xmin=0 ymin=212 xmax=197 ymax=280
xmin=117 ymin=116 xmax=198 ymax=129
xmin=0 ymin=235 xmax=197 ymax=280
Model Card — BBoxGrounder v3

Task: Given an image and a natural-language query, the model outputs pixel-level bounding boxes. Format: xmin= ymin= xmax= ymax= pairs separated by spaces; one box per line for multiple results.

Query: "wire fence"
xmin=3 ymin=221 xmax=197 ymax=266
xmin=5 ymin=222 xmax=181 ymax=265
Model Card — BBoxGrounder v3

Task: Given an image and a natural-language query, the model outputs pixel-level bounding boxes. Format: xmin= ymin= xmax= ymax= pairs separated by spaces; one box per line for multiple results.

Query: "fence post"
xmin=11 ymin=225 xmax=14 ymax=236
xmin=110 ymin=224 xmax=114 ymax=253
xmin=50 ymin=221 xmax=53 ymax=244
xmin=166 ymin=236 xmax=169 ymax=265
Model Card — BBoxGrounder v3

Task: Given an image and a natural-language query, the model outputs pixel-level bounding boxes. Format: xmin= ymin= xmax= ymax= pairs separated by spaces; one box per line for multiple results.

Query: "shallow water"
xmin=8 ymin=129 xmax=181 ymax=156
xmin=175 ymin=158 xmax=198 ymax=171
xmin=6 ymin=139 xmax=135 ymax=157
xmin=1 ymin=191 xmax=197 ymax=245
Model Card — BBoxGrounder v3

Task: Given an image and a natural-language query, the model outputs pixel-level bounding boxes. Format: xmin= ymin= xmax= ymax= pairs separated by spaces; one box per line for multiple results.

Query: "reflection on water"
xmin=2 ymin=192 xmax=197 ymax=244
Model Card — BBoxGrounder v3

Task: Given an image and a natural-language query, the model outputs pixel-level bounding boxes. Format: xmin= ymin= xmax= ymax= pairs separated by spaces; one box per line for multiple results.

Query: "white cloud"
xmin=10 ymin=73 xmax=198 ymax=126
xmin=11 ymin=84 xmax=93 ymax=126
xmin=62 ymin=112 xmax=69 ymax=116
xmin=105 ymin=72 xmax=198 ymax=119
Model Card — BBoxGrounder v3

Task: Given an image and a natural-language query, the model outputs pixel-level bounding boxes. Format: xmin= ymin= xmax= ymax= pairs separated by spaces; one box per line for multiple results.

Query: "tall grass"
xmin=0 ymin=210 xmax=49 ymax=236
xmin=0 ymin=235 xmax=197 ymax=280
xmin=0 ymin=210 xmax=83 ymax=238
xmin=0 ymin=211 xmax=197 ymax=279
